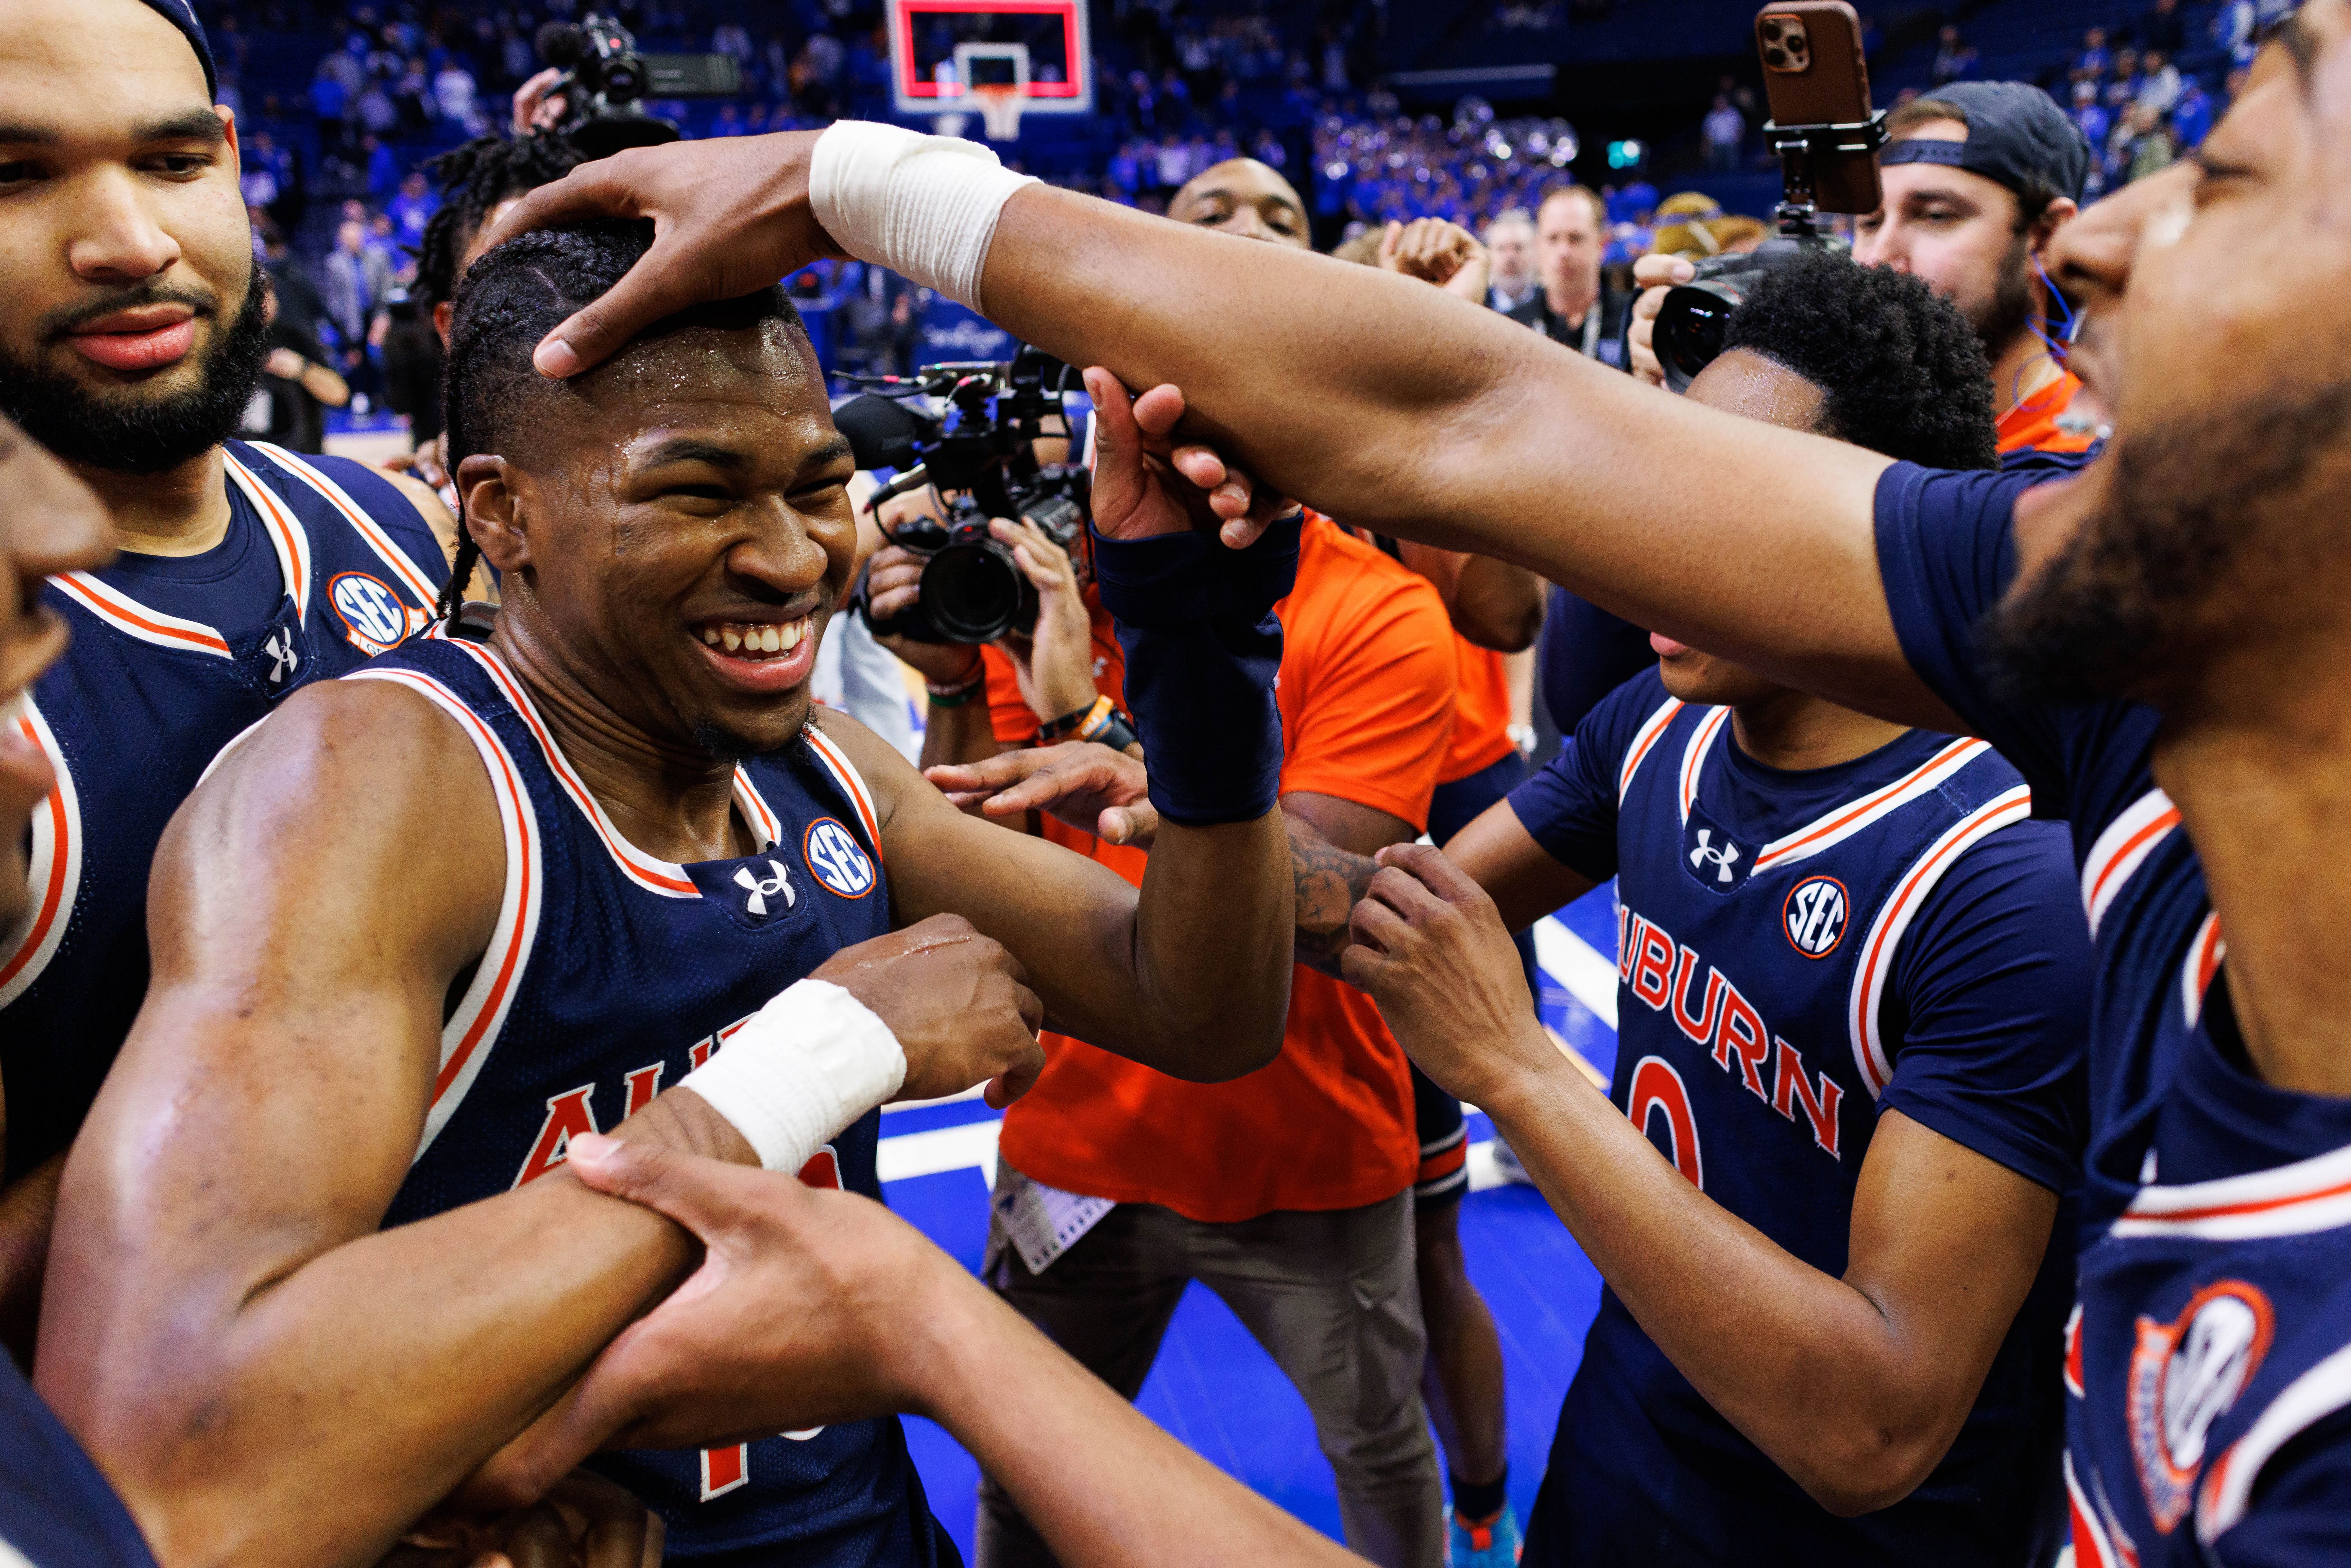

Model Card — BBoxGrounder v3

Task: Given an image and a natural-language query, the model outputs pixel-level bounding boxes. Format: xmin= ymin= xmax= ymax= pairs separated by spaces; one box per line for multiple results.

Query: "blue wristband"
xmin=1091 ymin=513 xmax=1302 ymax=826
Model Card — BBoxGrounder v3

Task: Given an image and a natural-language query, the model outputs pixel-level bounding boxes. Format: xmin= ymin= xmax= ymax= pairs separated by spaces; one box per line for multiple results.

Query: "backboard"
xmin=884 ymin=0 xmax=1094 ymax=124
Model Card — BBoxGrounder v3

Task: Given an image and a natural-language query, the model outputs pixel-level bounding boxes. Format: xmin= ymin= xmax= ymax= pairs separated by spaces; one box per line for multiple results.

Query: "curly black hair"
xmin=1717 ymin=250 xmax=2000 ymax=473
xmin=411 ymin=130 xmax=585 ymax=312
xmin=437 ymin=219 xmax=808 ymax=621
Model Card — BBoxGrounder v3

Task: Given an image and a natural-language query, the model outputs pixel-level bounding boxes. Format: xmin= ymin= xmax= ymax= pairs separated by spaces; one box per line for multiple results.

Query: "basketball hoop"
xmin=971 ymin=82 xmax=1026 ymax=141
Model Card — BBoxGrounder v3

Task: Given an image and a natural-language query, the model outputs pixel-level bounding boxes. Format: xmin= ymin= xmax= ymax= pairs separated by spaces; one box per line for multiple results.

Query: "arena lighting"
xmin=1608 ymin=139 xmax=1647 ymax=169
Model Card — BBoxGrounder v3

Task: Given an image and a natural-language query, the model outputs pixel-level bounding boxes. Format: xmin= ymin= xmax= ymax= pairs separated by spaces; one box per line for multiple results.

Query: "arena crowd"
xmin=4 ymin=1 xmax=2351 ymax=1567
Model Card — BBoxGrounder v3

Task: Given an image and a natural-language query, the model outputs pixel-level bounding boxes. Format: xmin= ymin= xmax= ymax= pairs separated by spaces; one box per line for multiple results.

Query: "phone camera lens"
xmin=1764 ymin=44 xmax=1785 ymax=64
xmin=1761 ymin=19 xmax=1781 ymax=38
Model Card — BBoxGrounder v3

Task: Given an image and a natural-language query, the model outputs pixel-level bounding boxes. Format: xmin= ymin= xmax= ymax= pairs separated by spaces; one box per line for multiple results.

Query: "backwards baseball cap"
xmin=1879 ymin=80 xmax=2093 ymax=204
xmin=133 ymin=0 xmax=219 ymax=101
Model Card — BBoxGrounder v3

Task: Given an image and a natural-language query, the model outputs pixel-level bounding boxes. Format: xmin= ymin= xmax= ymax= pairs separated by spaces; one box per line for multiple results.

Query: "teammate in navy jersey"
xmin=944 ymin=254 xmax=2092 ymax=1564
xmin=0 ymin=0 xmax=460 ymax=1346
xmin=39 ymin=218 xmax=1299 ymax=1568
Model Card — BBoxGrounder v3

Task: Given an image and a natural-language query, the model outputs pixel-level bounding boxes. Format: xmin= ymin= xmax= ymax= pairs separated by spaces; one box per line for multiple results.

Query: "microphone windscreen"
xmin=834 ymin=394 xmax=925 ymax=471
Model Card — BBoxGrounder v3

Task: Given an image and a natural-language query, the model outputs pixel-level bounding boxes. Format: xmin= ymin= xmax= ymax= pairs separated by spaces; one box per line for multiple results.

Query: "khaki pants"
xmin=975 ymin=1178 xmax=1443 ymax=1568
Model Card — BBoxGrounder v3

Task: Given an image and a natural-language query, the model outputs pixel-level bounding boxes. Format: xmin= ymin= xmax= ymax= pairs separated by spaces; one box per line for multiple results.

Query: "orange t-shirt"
xmin=1997 ymin=367 xmax=2097 ymax=457
xmin=1442 ymin=636 xmax=1517 ymax=784
xmin=992 ymin=517 xmax=1459 ymax=1222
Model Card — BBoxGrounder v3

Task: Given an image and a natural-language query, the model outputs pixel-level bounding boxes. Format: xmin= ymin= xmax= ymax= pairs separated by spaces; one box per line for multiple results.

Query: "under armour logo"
xmin=263 ymin=630 xmax=300 ymax=686
xmin=734 ymin=859 xmax=796 ymax=918
xmin=1688 ymin=829 xmax=1740 ymax=884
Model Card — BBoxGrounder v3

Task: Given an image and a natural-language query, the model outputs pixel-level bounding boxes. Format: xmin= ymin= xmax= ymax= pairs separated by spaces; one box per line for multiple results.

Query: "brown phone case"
xmin=1755 ymin=2 xmax=1881 ymax=213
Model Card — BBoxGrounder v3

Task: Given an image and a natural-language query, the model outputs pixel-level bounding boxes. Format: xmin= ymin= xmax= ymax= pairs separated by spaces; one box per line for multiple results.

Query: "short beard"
xmin=0 ymin=266 xmax=271 ymax=475
xmin=1972 ymin=230 xmax=2036 ymax=371
xmin=1980 ymin=380 xmax=2351 ymax=706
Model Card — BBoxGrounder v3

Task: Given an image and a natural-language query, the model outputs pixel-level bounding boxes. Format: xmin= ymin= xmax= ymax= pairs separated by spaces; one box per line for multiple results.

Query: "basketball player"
xmin=0 ymin=0 xmax=457 ymax=1338
xmin=37 ymin=219 xmax=1297 ymax=1568
xmin=498 ymin=20 xmax=2351 ymax=1548
xmin=937 ymin=253 xmax=2091 ymax=1564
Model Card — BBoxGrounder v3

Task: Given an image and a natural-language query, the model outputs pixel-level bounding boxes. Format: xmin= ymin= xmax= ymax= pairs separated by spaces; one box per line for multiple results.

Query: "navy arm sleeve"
xmin=1504 ymin=670 xmax=1673 ymax=884
xmin=2212 ymin=1408 xmax=2351 ymax=1567
xmin=1876 ymin=818 xmax=2091 ymax=1195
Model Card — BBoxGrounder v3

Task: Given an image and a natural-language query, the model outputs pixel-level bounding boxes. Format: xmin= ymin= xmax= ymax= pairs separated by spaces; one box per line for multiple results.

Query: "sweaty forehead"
xmin=1686 ymin=348 xmax=1828 ymax=433
xmin=0 ymin=0 xmax=209 ymax=123
xmin=1173 ymin=160 xmax=1302 ymax=216
xmin=534 ymin=321 xmax=832 ymax=470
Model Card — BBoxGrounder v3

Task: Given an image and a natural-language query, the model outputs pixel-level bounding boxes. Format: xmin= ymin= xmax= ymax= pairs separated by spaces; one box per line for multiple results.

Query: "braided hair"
xmin=436 ymin=219 xmax=808 ymax=623
xmin=411 ymin=129 xmax=585 ymax=314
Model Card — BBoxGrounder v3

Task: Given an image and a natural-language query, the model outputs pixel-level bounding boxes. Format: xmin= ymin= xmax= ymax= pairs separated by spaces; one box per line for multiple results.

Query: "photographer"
xmin=1629 ymin=81 xmax=2097 ymax=462
xmin=1506 ymin=187 xmax=1631 ymax=367
xmin=904 ymin=158 xmax=1455 ymax=1568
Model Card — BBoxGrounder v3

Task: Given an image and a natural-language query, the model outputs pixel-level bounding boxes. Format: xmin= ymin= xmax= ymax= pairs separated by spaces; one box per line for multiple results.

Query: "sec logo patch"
xmin=2129 ymin=1280 xmax=2273 ymax=1532
xmin=1782 ymin=875 xmax=1849 ymax=958
xmin=803 ymin=817 xmax=877 ymax=898
xmin=328 ymin=570 xmax=413 ymax=653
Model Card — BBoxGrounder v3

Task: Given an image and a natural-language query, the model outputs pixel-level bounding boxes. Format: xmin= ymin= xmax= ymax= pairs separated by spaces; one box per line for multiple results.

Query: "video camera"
xmin=1651 ymin=3 xmax=1888 ymax=391
xmin=839 ymin=349 xmax=1092 ymax=646
xmin=535 ymin=14 xmax=741 ymax=160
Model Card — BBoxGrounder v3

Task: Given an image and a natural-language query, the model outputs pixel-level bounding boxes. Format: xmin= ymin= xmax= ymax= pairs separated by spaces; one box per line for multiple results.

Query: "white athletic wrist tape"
xmin=810 ymin=121 xmax=1038 ymax=313
xmin=678 ymin=978 xmax=906 ymax=1173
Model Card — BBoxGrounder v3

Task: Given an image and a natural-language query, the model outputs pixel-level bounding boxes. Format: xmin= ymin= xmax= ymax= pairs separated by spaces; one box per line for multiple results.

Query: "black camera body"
xmin=536 ymin=14 xmax=741 ymax=160
xmin=842 ymin=349 xmax=1091 ymax=647
xmin=1651 ymin=232 xmax=1838 ymax=392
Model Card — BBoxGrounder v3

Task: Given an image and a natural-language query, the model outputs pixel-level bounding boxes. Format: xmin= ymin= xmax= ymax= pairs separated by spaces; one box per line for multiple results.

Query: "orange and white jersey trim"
xmin=1617 ymin=696 xmax=1683 ymax=803
xmin=2081 ymin=788 xmax=2181 ymax=938
xmin=2181 ymin=911 xmax=2225 ymax=1028
xmin=2197 ymin=1335 xmax=2351 ymax=1545
xmin=51 ymin=572 xmax=234 ymax=660
xmin=2064 ymin=1451 xmax=2129 ymax=1568
xmin=1674 ymin=706 xmax=1732 ymax=823
xmin=1844 ymin=784 xmax=2033 ymax=1098
xmin=802 ymin=723 xmax=883 ymax=859
xmin=1747 ymin=737 xmax=1990 ymax=873
xmin=2111 ymin=1141 xmax=2351 ymax=1244
xmin=223 ymin=451 xmax=315 ymax=621
xmin=247 ymin=441 xmax=442 ymax=604
xmin=450 ymin=640 xmax=790 ymax=898
xmin=345 ymin=665 xmax=544 ymax=1158
xmin=0 ymin=698 xmax=80 ymax=1009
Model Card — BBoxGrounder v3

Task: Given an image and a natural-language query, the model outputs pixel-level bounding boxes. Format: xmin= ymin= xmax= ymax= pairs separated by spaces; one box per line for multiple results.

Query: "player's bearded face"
xmin=1986 ymin=14 xmax=2351 ymax=707
xmin=0 ymin=262 xmax=269 ymax=475
xmin=524 ymin=327 xmax=858 ymax=758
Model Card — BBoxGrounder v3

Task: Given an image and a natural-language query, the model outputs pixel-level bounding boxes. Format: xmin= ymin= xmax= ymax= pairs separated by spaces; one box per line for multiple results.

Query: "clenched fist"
xmin=814 ymin=913 xmax=1046 ymax=1107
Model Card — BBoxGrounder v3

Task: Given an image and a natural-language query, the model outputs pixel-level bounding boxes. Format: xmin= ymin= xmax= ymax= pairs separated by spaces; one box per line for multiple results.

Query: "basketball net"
xmin=972 ymin=83 xmax=1025 ymax=142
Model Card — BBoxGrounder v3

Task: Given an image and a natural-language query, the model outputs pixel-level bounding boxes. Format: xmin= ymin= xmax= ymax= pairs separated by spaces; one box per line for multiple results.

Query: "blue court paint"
xmin=884 ymin=884 xmax=1620 ymax=1556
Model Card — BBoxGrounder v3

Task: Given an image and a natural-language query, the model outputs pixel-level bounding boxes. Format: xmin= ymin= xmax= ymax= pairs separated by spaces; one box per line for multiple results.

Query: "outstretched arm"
xmin=481 ymin=132 xmax=1946 ymax=728
xmin=468 ymin=1135 xmax=1369 ymax=1567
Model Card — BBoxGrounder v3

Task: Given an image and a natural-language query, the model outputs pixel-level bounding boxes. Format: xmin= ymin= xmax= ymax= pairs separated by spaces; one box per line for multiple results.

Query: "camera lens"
xmin=1653 ymin=278 xmax=1748 ymax=393
xmin=920 ymin=538 xmax=1031 ymax=644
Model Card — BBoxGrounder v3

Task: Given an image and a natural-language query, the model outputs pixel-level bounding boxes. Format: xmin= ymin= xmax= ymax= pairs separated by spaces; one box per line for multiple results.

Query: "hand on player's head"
xmin=465 ymin=133 xmax=844 ymax=380
xmin=456 ymin=1133 xmax=968 ymax=1497
xmin=926 ymin=741 xmax=1158 ymax=846
xmin=1342 ymin=844 xmax=1550 ymax=1109
xmin=812 ymin=913 xmax=1045 ymax=1108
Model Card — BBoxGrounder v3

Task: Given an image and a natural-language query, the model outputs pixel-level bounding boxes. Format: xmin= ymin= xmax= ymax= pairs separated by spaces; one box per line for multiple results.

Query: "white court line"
xmin=1534 ymin=914 xmax=1618 ymax=1028
xmin=876 ymin=1117 xmax=1000 ymax=1186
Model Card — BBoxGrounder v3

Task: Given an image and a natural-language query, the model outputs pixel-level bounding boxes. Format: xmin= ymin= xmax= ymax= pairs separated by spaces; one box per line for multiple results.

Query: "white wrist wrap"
xmin=810 ymin=120 xmax=1038 ymax=313
xmin=679 ymin=978 xmax=906 ymax=1173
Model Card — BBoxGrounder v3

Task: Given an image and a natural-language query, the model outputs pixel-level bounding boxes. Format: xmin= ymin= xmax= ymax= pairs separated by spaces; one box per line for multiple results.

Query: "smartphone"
xmin=1754 ymin=2 xmax=1881 ymax=214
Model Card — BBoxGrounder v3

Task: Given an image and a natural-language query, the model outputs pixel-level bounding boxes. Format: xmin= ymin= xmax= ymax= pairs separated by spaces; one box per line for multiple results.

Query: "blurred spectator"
xmin=324 ymin=218 xmax=390 ymax=356
xmin=2172 ymin=76 xmax=2215 ymax=149
xmin=2136 ymin=51 xmax=2182 ymax=113
xmin=386 ymin=170 xmax=439 ymax=249
xmin=2075 ymin=25 xmax=2111 ymax=78
xmin=2070 ymin=80 xmax=2111 ymax=153
xmin=434 ymin=57 xmax=480 ymax=131
xmin=2125 ymin=102 xmax=2176 ymax=181
xmin=1508 ymin=187 xmax=1626 ymax=368
xmin=1481 ymin=209 xmax=1537 ymax=312
xmin=1701 ymin=94 xmax=1744 ymax=171
xmin=1931 ymin=25 xmax=1977 ymax=85
xmin=244 ymin=280 xmax=349 ymax=455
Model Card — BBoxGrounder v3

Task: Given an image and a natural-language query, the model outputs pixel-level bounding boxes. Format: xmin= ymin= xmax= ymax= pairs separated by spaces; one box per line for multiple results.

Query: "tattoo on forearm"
xmin=1292 ymin=832 xmax=1381 ymax=972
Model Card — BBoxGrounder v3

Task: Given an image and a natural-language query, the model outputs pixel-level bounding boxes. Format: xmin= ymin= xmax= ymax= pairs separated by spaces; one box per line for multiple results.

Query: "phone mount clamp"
xmin=1760 ymin=109 xmax=1889 ymax=236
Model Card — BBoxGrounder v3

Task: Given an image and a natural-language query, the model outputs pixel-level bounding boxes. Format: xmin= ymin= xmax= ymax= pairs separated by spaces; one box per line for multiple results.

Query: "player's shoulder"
xmin=1579 ymin=665 xmax=1679 ymax=764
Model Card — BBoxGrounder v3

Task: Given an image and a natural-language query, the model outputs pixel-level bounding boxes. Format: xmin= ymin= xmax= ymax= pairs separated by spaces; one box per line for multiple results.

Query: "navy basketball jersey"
xmin=1510 ymin=669 xmax=2088 ymax=1567
xmin=0 ymin=441 xmax=445 ymax=1179
xmin=349 ymin=636 xmax=950 ymax=1567
xmin=1872 ymin=459 xmax=2351 ymax=1566
xmin=0 ymin=1355 xmax=155 ymax=1568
